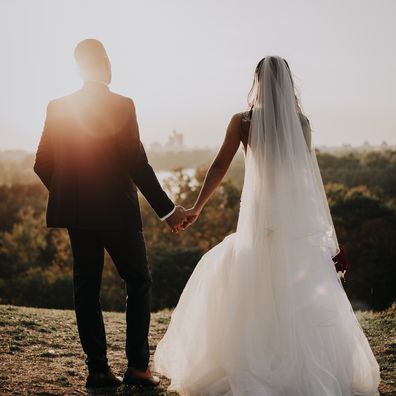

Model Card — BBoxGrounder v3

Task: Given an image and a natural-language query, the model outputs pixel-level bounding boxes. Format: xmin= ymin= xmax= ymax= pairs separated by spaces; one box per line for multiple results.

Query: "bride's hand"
xmin=183 ymin=207 xmax=200 ymax=229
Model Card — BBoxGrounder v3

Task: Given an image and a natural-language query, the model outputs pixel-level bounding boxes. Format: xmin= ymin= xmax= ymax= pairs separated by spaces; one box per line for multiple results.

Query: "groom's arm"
xmin=118 ymin=98 xmax=175 ymax=219
xmin=34 ymin=101 xmax=55 ymax=190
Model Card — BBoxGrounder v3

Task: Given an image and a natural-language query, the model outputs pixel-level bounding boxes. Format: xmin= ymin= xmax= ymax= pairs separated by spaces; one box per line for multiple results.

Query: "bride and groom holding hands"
xmin=34 ymin=39 xmax=380 ymax=395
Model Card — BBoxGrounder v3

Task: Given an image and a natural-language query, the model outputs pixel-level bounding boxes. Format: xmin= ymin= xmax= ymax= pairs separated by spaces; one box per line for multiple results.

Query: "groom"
xmin=34 ymin=39 xmax=187 ymax=389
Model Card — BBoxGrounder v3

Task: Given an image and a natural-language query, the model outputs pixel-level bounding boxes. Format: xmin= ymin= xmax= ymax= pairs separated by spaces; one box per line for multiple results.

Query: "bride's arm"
xmin=185 ymin=113 xmax=242 ymax=225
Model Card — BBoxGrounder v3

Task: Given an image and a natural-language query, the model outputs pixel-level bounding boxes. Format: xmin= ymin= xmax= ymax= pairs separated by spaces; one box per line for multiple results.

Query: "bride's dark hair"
xmin=247 ymin=56 xmax=304 ymax=116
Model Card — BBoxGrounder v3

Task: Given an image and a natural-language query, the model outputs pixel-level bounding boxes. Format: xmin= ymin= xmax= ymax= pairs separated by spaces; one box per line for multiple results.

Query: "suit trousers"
xmin=67 ymin=227 xmax=152 ymax=373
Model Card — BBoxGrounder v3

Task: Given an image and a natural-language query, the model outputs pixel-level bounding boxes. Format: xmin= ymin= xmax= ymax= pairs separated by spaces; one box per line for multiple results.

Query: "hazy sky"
xmin=0 ymin=0 xmax=395 ymax=151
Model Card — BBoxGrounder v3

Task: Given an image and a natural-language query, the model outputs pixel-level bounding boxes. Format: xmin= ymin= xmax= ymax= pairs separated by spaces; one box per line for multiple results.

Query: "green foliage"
xmin=0 ymin=207 xmax=47 ymax=277
xmin=0 ymin=183 xmax=47 ymax=231
xmin=318 ymin=150 xmax=396 ymax=203
xmin=141 ymin=167 xmax=240 ymax=252
xmin=0 ymin=150 xmax=395 ymax=312
xmin=13 ymin=265 xmax=73 ymax=309
xmin=329 ymin=186 xmax=396 ymax=310
xmin=150 ymin=247 xmax=204 ymax=311
xmin=0 ymin=203 xmax=73 ymax=308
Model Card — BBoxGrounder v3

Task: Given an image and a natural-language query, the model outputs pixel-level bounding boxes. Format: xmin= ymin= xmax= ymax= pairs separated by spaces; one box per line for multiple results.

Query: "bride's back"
xmin=239 ymin=109 xmax=312 ymax=151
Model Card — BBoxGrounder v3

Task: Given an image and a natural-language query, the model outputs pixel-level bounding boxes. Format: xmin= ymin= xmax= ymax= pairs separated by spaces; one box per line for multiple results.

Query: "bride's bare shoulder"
xmin=218 ymin=113 xmax=247 ymax=149
xmin=230 ymin=112 xmax=243 ymax=123
xmin=225 ymin=112 xmax=243 ymax=134
xmin=227 ymin=112 xmax=250 ymax=139
xmin=233 ymin=111 xmax=251 ymax=122
xmin=236 ymin=111 xmax=251 ymax=146
xmin=229 ymin=111 xmax=251 ymax=129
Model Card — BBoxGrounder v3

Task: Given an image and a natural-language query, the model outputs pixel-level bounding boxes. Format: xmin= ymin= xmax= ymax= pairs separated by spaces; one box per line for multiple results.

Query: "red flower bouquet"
xmin=332 ymin=245 xmax=349 ymax=280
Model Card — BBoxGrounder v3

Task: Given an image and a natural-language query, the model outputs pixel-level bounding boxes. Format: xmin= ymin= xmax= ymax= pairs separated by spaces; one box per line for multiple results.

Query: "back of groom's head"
xmin=74 ymin=39 xmax=111 ymax=84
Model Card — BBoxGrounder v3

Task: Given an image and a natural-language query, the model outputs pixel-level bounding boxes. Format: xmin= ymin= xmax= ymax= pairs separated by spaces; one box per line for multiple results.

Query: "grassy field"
xmin=0 ymin=304 xmax=395 ymax=395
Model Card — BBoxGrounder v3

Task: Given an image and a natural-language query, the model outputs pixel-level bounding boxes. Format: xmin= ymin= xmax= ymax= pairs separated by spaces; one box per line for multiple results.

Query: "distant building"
xmin=148 ymin=130 xmax=186 ymax=152
xmin=165 ymin=130 xmax=185 ymax=151
xmin=362 ymin=141 xmax=372 ymax=150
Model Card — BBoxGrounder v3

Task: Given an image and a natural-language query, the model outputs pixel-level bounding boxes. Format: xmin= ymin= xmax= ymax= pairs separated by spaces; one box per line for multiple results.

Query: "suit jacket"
xmin=34 ymin=81 xmax=174 ymax=229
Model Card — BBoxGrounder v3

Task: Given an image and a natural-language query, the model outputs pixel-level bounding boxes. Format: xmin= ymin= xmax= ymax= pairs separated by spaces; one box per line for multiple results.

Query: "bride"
xmin=154 ymin=56 xmax=380 ymax=396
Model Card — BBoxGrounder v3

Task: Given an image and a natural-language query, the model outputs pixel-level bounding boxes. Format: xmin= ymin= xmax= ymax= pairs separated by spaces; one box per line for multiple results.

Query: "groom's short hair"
xmin=74 ymin=39 xmax=108 ymax=70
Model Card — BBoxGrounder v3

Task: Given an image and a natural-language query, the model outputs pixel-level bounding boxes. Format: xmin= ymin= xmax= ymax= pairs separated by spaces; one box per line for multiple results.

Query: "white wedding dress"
xmin=154 ymin=57 xmax=380 ymax=396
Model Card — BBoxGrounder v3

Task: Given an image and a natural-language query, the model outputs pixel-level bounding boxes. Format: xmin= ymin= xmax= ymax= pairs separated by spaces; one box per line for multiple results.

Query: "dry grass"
xmin=0 ymin=304 xmax=395 ymax=395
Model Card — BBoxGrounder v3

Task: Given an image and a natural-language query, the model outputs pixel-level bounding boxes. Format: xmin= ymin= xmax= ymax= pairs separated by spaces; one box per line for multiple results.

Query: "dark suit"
xmin=34 ymin=81 xmax=174 ymax=372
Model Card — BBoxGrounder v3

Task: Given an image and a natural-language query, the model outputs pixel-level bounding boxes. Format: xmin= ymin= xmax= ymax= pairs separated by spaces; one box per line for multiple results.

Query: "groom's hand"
xmin=183 ymin=207 xmax=200 ymax=230
xmin=165 ymin=206 xmax=187 ymax=233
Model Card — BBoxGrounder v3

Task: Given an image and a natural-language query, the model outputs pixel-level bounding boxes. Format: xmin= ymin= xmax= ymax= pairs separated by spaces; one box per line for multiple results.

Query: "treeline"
xmin=0 ymin=149 xmax=220 ymax=185
xmin=0 ymin=150 xmax=395 ymax=312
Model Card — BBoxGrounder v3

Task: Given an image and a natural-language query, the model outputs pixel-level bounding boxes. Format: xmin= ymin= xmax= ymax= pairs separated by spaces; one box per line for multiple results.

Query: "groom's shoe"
xmin=123 ymin=367 xmax=160 ymax=387
xmin=85 ymin=367 xmax=123 ymax=389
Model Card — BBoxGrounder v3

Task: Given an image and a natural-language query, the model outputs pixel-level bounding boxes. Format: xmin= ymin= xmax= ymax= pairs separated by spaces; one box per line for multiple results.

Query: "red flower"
xmin=332 ymin=245 xmax=349 ymax=279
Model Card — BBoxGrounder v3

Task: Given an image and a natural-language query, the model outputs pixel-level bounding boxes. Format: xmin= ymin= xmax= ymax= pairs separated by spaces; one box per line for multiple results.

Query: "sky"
xmin=0 ymin=0 xmax=395 ymax=151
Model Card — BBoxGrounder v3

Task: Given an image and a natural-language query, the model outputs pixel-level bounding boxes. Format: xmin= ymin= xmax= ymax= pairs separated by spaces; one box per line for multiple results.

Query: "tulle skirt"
xmin=154 ymin=232 xmax=380 ymax=396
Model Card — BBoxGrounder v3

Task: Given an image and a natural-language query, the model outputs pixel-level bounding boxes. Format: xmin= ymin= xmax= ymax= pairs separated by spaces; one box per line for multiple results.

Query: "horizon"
xmin=0 ymin=0 xmax=395 ymax=151
xmin=0 ymin=138 xmax=394 ymax=156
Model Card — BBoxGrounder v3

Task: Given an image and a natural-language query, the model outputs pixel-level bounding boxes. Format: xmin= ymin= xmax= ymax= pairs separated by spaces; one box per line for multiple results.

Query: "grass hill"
xmin=0 ymin=304 xmax=395 ymax=395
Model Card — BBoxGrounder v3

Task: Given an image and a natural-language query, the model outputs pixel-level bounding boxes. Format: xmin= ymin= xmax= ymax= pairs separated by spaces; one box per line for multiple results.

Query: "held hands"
xmin=165 ymin=206 xmax=201 ymax=233
xmin=184 ymin=207 xmax=200 ymax=229
xmin=165 ymin=206 xmax=187 ymax=233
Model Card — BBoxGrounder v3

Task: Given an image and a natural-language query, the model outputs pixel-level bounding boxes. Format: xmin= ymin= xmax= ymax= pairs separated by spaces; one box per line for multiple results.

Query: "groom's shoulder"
xmin=45 ymin=90 xmax=83 ymax=110
xmin=46 ymin=90 xmax=135 ymax=114
xmin=108 ymin=90 xmax=135 ymax=109
xmin=43 ymin=95 xmax=71 ymax=117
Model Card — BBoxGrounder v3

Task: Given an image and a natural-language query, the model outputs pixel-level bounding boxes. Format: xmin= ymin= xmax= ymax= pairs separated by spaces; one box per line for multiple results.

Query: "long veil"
xmin=236 ymin=56 xmax=339 ymax=257
xmin=224 ymin=56 xmax=347 ymax=388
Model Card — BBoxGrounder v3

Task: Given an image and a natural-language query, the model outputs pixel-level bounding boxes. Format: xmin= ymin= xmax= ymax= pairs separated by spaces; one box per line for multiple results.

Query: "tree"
xmin=331 ymin=188 xmax=396 ymax=310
